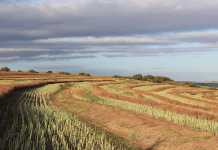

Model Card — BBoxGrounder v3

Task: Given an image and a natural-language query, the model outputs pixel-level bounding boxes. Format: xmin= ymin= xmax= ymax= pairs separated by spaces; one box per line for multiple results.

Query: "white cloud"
xmin=33 ymin=30 xmax=218 ymax=46
xmin=34 ymin=36 xmax=170 ymax=44
xmin=1 ymin=0 xmax=218 ymax=60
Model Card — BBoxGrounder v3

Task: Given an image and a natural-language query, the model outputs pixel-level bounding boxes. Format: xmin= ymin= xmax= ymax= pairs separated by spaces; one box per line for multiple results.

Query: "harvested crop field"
xmin=1 ymin=72 xmax=218 ymax=150
xmin=52 ymin=80 xmax=218 ymax=150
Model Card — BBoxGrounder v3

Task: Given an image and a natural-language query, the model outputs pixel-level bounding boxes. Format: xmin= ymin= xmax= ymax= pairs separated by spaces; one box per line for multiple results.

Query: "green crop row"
xmin=0 ymin=84 xmax=138 ymax=150
xmin=83 ymin=90 xmax=218 ymax=135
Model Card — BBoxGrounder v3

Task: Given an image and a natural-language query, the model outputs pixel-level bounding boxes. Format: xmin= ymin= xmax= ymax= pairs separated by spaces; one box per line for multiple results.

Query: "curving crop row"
xmin=0 ymin=84 xmax=137 ymax=150
xmin=77 ymin=90 xmax=218 ymax=135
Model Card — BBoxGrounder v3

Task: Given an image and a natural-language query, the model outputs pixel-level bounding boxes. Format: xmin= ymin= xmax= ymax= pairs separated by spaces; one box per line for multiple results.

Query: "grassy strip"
xmin=83 ymin=91 xmax=218 ymax=135
xmin=0 ymin=84 xmax=138 ymax=150
xmin=157 ymin=91 xmax=213 ymax=108
xmin=102 ymin=85 xmax=136 ymax=97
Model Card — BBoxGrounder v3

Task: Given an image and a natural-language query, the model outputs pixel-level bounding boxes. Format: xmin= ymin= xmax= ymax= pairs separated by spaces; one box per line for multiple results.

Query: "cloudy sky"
xmin=1 ymin=0 xmax=218 ymax=81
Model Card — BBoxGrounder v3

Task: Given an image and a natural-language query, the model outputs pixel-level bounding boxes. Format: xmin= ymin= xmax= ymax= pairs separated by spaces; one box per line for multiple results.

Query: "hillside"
xmin=1 ymin=72 xmax=218 ymax=150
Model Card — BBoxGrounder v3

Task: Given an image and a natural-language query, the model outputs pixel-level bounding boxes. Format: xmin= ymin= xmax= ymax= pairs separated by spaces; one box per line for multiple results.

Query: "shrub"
xmin=79 ymin=72 xmax=91 ymax=76
xmin=183 ymin=82 xmax=199 ymax=87
xmin=0 ymin=67 xmax=10 ymax=72
xmin=152 ymin=76 xmax=173 ymax=83
xmin=29 ymin=69 xmax=38 ymax=73
xmin=113 ymin=75 xmax=123 ymax=78
xmin=131 ymin=74 xmax=173 ymax=83
xmin=47 ymin=71 xmax=53 ymax=74
xmin=59 ymin=72 xmax=71 ymax=75
xmin=132 ymin=74 xmax=143 ymax=80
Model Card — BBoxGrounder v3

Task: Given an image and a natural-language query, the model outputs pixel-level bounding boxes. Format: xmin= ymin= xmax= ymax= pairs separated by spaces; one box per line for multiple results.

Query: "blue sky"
xmin=1 ymin=0 xmax=218 ymax=81
xmin=2 ymin=49 xmax=218 ymax=81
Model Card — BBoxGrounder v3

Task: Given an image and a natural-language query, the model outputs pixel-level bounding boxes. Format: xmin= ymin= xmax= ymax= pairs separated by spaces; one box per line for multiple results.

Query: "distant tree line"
xmin=0 ymin=67 xmax=10 ymax=72
xmin=79 ymin=72 xmax=91 ymax=76
xmin=47 ymin=71 xmax=53 ymax=73
xmin=131 ymin=74 xmax=173 ymax=83
xmin=59 ymin=71 xmax=71 ymax=75
xmin=0 ymin=67 xmax=94 ymax=77
xmin=114 ymin=74 xmax=173 ymax=83
xmin=28 ymin=69 xmax=38 ymax=73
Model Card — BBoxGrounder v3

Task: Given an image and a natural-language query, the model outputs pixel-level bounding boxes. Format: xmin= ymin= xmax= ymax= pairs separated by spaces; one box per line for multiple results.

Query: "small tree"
xmin=132 ymin=74 xmax=143 ymax=80
xmin=144 ymin=75 xmax=155 ymax=81
xmin=79 ymin=72 xmax=91 ymax=76
xmin=59 ymin=72 xmax=71 ymax=75
xmin=131 ymin=74 xmax=173 ymax=83
xmin=47 ymin=71 xmax=53 ymax=73
xmin=0 ymin=67 xmax=10 ymax=72
xmin=29 ymin=69 xmax=38 ymax=73
xmin=113 ymin=75 xmax=120 ymax=78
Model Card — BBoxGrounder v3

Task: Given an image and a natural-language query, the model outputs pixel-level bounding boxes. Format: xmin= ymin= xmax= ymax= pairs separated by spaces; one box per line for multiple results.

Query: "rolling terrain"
xmin=1 ymin=71 xmax=218 ymax=150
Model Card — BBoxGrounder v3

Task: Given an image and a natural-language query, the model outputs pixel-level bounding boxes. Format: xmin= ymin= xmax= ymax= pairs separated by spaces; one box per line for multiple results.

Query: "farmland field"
xmin=1 ymin=72 xmax=218 ymax=150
